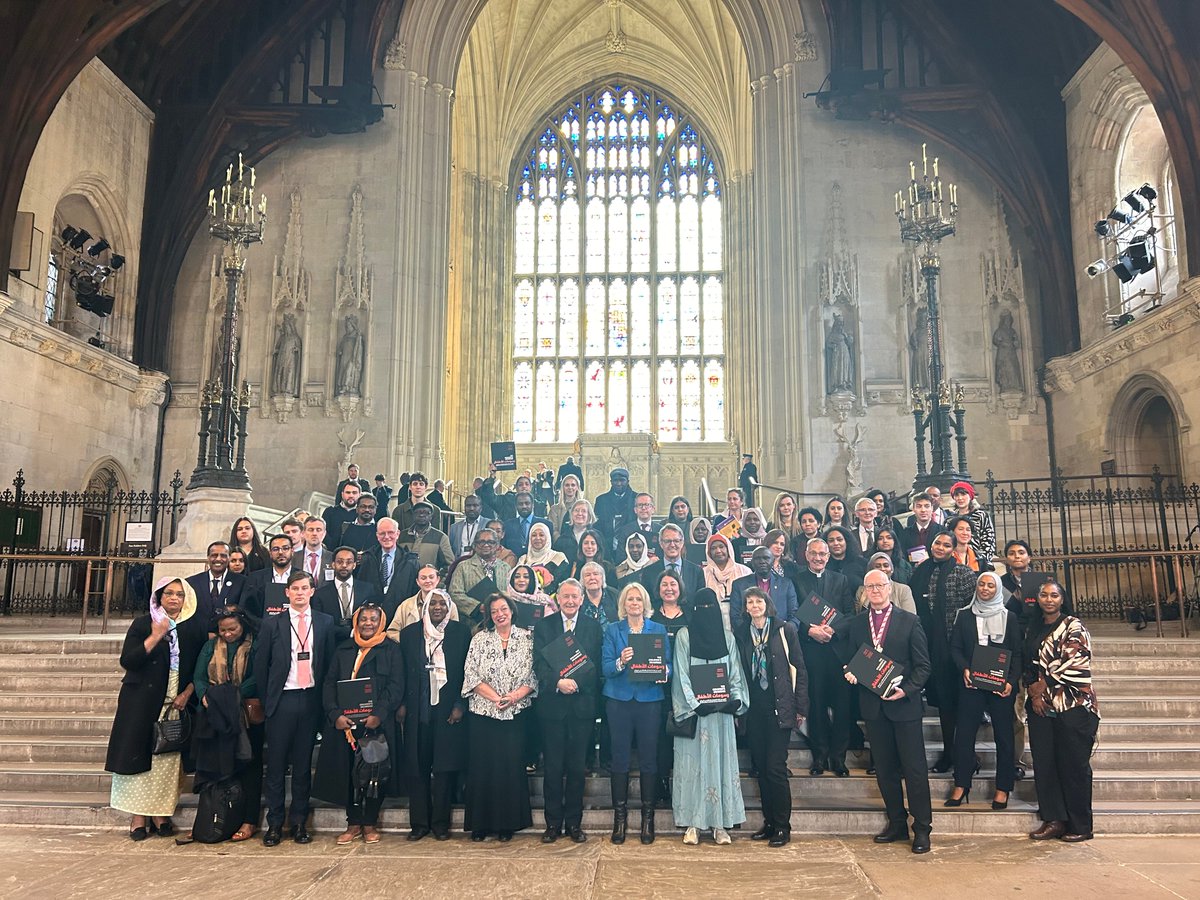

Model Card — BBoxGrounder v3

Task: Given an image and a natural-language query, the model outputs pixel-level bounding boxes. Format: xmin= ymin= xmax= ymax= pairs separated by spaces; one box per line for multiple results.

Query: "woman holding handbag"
xmin=735 ymin=587 xmax=807 ymax=846
xmin=105 ymin=576 xmax=205 ymax=840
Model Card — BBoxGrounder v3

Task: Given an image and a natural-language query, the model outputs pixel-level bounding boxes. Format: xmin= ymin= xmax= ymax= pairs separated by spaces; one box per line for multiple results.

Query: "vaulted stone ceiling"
xmin=454 ymin=0 xmax=753 ymax=181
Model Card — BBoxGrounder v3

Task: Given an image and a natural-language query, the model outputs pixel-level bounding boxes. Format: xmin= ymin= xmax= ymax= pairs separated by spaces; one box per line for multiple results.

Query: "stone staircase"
xmin=0 ymin=630 xmax=1198 ymax=834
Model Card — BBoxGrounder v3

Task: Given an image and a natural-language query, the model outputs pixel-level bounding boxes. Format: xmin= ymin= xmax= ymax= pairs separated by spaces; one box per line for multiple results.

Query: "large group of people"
xmin=106 ymin=463 xmax=1100 ymax=853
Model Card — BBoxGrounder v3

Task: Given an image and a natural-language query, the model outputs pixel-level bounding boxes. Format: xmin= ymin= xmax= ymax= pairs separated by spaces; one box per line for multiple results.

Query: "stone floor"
xmin=1 ymin=830 xmax=1197 ymax=899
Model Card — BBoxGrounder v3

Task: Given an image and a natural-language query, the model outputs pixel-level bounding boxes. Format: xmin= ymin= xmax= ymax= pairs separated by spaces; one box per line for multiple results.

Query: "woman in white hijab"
xmin=615 ymin=531 xmax=656 ymax=587
xmin=518 ymin=522 xmax=568 ymax=594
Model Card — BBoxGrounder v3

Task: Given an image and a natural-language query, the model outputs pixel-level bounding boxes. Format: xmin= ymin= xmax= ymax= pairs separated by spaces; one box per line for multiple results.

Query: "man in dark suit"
xmin=793 ymin=537 xmax=856 ymax=777
xmin=616 ymin=493 xmax=662 ymax=560
xmin=843 ymin=569 xmax=933 ymax=854
xmin=184 ymin=541 xmax=244 ymax=630
xmin=852 ymin=496 xmax=880 ymax=556
xmin=555 ymin=455 xmax=584 ymax=495
xmin=898 ymin=493 xmax=944 ymax=568
xmin=640 ymin=523 xmax=704 ymax=604
xmin=312 ymin=546 xmax=383 ymax=642
xmin=729 ymin=546 xmax=799 ymax=632
xmin=371 ymin=473 xmax=393 ymax=520
xmin=356 ymin=517 xmax=419 ymax=624
xmin=293 ymin=515 xmax=334 ymax=588
xmin=322 ymin=482 xmax=362 ymax=550
xmin=335 ymin=463 xmax=371 ymax=499
xmin=501 ymin=491 xmax=551 ymax=558
xmin=738 ymin=453 xmax=759 ymax=508
xmin=257 ymin=572 xmax=337 ymax=846
xmin=593 ymin=468 xmax=636 ymax=555
xmin=243 ymin=533 xmax=299 ymax=619
xmin=533 ymin=579 xmax=602 ymax=844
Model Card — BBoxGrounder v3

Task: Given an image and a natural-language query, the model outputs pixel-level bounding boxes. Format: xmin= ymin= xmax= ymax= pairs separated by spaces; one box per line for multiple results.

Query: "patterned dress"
xmin=670 ymin=628 xmax=750 ymax=830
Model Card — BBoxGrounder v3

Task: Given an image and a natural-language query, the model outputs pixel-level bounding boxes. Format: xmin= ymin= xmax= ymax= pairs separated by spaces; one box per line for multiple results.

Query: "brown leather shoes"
xmin=1029 ymin=821 xmax=1066 ymax=840
xmin=1060 ymin=832 xmax=1093 ymax=842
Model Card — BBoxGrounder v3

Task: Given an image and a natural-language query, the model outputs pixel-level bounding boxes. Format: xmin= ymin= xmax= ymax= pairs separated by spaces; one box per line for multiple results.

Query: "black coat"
xmin=356 ymin=547 xmax=419 ymax=624
xmin=105 ymin=613 xmax=205 ymax=775
xmin=311 ymin=638 xmax=403 ymax=806
xmin=735 ymin=619 xmax=809 ymax=729
xmin=841 ymin=607 xmax=931 ymax=722
xmin=640 ymin=558 xmax=705 ymax=605
xmin=398 ymin=620 xmax=471 ymax=774
xmin=184 ymin=571 xmax=245 ymax=632
xmin=533 ymin=613 xmax=603 ymax=721
xmin=311 ymin=578 xmax=385 ymax=644
xmin=791 ymin=568 xmax=855 ymax=663
xmin=949 ymin=607 xmax=1023 ymax=691
xmin=241 ymin=567 xmax=298 ymax=620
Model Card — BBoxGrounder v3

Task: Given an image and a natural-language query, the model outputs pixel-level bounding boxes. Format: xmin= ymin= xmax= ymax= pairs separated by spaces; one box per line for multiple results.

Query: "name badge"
xmin=324 ymin=567 xmax=335 ymax=581
xmin=297 ymin=651 xmax=311 ymax=661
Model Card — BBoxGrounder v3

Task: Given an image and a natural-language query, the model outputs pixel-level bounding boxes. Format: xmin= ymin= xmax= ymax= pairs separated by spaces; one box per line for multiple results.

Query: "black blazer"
xmin=356 ymin=547 xmax=419 ymax=623
xmin=532 ymin=613 xmax=603 ymax=721
xmin=949 ymin=607 xmax=1022 ymax=690
xmin=898 ymin=520 xmax=946 ymax=562
xmin=185 ymin=570 xmax=245 ymax=630
xmin=311 ymin=578 xmax=385 ymax=643
xmin=842 ymin=607 xmax=931 ymax=722
xmin=640 ymin=558 xmax=704 ymax=604
xmin=242 ymin=567 xmax=298 ymax=619
xmin=255 ymin=606 xmax=337 ymax=717
xmin=616 ymin=520 xmax=662 ymax=559
xmin=791 ymin=568 xmax=855 ymax=655
xmin=397 ymin=619 xmax=470 ymax=775
xmin=734 ymin=619 xmax=809 ymax=729
xmin=501 ymin=514 xmax=553 ymax=558
xmin=104 ymin=613 xmax=205 ymax=775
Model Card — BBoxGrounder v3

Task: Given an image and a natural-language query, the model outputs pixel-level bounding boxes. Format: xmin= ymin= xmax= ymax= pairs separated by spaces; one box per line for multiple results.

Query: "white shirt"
xmin=283 ymin=605 xmax=316 ymax=690
xmin=271 ymin=568 xmax=291 ymax=584
xmin=335 ymin=576 xmax=356 ymax=619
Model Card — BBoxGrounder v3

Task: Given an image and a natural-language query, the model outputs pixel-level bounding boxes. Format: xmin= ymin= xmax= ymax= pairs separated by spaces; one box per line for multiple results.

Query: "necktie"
xmin=339 ymin=581 xmax=351 ymax=620
xmin=296 ymin=611 xmax=313 ymax=687
xmin=382 ymin=552 xmax=393 ymax=589
xmin=670 ymin=562 xmax=679 ymax=576
xmin=565 ymin=617 xmax=574 ymax=633
xmin=211 ymin=578 xmax=220 ymax=604
xmin=308 ymin=551 xmax=318 ymax=577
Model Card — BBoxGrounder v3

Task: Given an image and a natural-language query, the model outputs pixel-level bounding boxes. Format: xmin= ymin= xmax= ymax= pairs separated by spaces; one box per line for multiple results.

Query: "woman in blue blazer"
xmin=603 ymin=582 xmax=672 ymax=845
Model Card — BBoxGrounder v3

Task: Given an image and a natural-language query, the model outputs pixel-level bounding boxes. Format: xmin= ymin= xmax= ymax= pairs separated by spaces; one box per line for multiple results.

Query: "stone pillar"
xmin=382 ymin=66 xmax=455 ymax=476
xmin=153 ymin=486 xmax=251 ymax=584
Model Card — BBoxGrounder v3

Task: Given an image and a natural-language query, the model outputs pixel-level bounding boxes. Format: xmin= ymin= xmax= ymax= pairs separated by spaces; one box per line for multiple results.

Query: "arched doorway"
xmin=1108 ymin=375 xmax=1185 ymax=480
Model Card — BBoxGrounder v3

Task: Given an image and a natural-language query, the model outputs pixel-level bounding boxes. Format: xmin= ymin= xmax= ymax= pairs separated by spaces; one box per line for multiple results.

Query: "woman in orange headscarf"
xmin=312 ymin=602 xmax=403 ymax=844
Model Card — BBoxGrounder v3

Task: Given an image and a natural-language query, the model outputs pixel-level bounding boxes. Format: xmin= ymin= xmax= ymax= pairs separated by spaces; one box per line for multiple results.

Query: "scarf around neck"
xmin=970 ymin=572 xmax=1008 ymax=642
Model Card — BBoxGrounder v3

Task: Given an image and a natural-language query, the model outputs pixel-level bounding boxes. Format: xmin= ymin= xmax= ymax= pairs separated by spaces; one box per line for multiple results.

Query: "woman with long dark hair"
xmin=873 ymin=526 xmax=912 ymax=584
xmin=230 ymin=517 xmax=270 ymax=573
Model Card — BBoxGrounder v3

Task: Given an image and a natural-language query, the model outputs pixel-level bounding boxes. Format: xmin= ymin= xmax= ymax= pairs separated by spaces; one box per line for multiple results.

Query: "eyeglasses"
xmin=863 ymin=584 xmax=889 ymax=592
xmin=661 ymin=538 xmax=683 ymax=545
xmin=476 ymin=539 xmax=498 ymax=545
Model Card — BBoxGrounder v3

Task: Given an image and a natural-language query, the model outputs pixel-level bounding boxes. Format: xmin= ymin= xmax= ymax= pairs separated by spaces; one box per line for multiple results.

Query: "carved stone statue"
xmin=209 ymin=316 xmax=240 ymax=388
xmin=909 ymin=305 xmax=931 ymax=390
xmin=824 ymin=313 xmax=855 ymax=394
xmin=270 ymin=312 xmax=302 ymax=398
xmin=992 ymin=309 xmax=1024 ymax=394
xmin=334 ymin=314 xmax=365 ymax=397
xmin=834 ymin=421 xmax=865 ymax=497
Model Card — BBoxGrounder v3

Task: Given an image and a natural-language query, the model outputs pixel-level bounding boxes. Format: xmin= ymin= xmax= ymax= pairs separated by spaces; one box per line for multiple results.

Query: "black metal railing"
xmin=984 ymin=467 xmax=1200 ymax=620
xmin=0 ymin=469 xmax=186 ymax=616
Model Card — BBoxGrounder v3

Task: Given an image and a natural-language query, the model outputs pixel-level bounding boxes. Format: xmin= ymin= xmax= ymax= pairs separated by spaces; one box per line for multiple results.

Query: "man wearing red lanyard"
xmin=843 ymin=570 xmax=934 ymax=854
xmin=258 ymin=571 xmax=336 ymax=846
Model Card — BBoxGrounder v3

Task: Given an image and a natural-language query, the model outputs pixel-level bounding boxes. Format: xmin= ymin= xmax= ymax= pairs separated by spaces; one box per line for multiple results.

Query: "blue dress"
xmin=670 ymin=627 xmax=749 ymax=829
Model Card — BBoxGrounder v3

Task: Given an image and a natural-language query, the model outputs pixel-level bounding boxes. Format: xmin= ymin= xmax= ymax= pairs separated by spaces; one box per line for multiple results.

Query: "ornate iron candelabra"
xmin=895 ymin=144 xmax=970 ymax=489
xmin=188 ymin=154 xmax=266 ymax=491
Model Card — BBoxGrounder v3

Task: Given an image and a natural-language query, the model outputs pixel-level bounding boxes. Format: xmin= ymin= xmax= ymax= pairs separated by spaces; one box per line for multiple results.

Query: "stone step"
xmin=0 ymin=714 xmax=114 ymax=736
xmin=911 ymin=717 xmax=1200 ymax=743
xmin=1091 ymin=639 xmax=1200 ymax=658
xmin=0 ymin=672 xmax=121 ymax=692
xmin=0 ymin=636 xmax=125 ymax=656
xmin=1099 ymin=697 xmax=1200 ymax=717
xmin=1100 ymin=675 xmax=1200 ymax=696
xmin=0 ymin=736 xmax=109 ymax=764
xmin=2 ymin=791 xmax=1198 ymax=835
xmin=1092 ymin=657 xmax=1198 ymax=675
xmin=0 ymin=654 xmax=121 ymax=673
xmin=0 ymin=693 xmax=118 ymax=714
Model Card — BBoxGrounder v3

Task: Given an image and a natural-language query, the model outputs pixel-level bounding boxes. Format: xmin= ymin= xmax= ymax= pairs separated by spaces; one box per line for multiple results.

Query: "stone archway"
xmin=1107 ymin=374 xmax=1186 ymax=479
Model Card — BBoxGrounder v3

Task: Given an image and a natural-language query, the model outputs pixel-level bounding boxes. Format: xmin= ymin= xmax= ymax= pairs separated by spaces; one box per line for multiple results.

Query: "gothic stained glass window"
xmin=512 ymin=82 xmax=725 ymax=442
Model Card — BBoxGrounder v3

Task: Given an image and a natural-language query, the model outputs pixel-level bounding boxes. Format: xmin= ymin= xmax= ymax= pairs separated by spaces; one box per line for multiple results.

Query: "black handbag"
xmin=666 ymin=711 xmax=697 ymax=739
xmin=152 ymin=706 xmax=192 ymax=755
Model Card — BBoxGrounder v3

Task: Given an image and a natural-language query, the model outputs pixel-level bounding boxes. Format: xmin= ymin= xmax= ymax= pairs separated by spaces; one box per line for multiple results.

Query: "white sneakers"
xmin=683 ymin=827 xmax=699 ymax=845
xmin=683 ymin=826 xmax=732 ymax=845
xmin=713 ymin=828 xmax=732 ymax=845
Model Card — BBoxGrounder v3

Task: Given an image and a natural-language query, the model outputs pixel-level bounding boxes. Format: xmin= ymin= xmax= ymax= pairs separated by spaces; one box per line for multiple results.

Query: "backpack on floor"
xmin=192 ymin=777 xmax=244 ymax=843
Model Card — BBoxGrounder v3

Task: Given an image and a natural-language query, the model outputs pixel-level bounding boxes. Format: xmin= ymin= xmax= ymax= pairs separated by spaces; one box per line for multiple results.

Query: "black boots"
xmin=640 ymin=775 xmax=656 ymax=844
xmin=610 ymin=772 xmax=628 ymax=844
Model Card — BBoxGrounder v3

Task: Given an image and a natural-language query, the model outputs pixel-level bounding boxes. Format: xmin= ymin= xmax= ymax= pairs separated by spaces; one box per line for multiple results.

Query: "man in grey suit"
xmin=449 ymin=494 xmax=485 ymax=558
xmin=293 ymin=515 xmax=334 ymax=588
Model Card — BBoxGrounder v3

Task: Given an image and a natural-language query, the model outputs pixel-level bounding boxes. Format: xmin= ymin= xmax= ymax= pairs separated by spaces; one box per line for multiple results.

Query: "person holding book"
xmin=671 ymin=587 xmax=749 ymax=846
xmin=1024 ymin=581 xmax=1100 ymax=843
xmin=602 ymin=582 xmax=672 ymax=844
xmin=518 ymin=523 xmax=569 ymax=595
xmin=461 ymin=593 xmax=538 ymax=841
xmin=735 ymin=587 xmax=808 ymax=846
xmin=506 ymin=564 xmax=559 ymax=629
xmin=651 ymin=569 xmax=689 ymax=804
xmin=396 ymin=591 xmax=469 ymax=841
xmin=533 ymin=579 xmax=603 ymax=844
xmin=842 ymin=569 xmax=933 ymax=854
xmin=312 ymin=602 xmax=402 ymax=845
xmin=448 ymin=529 xmax=512 ymax=626
xmin=947 ymin=572 xmax=1021 ymax=809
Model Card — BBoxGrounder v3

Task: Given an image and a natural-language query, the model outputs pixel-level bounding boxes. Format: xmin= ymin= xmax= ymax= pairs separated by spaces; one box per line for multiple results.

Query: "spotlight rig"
xmin=59 ymin=225 xmax=125 ymax=318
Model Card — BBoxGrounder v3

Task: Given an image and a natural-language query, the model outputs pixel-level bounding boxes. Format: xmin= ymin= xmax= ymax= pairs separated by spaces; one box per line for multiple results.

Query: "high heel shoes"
xmin=943 ymin=788 xmax=970 ymax=807
xmin=992 ymin=791 xmax=1010 ymax=810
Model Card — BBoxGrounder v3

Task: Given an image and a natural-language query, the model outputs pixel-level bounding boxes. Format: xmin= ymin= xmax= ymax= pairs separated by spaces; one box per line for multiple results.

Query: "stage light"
xmin=1108 ymin=208 xmax=1131 ymax=225
xmin=67 ymin=228 xmax=91 ymax=250
xmin=1123 ymin=192 xmax=1145 ymax=214
xmin=1086 ymin=259 xmax=1110 ymax=277
xmin=1136 ymin=183 xmax=1157 ymax=202
xmin=86 ymin=238 xmax=110 ymax=257
xmin=60 ymin=226 xmax=79 ymax=244
xmin=110 ymin=254 xmax=125 ymax=270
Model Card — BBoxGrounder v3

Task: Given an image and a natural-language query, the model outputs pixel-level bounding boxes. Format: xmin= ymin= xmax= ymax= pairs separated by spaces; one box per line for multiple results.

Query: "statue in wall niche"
xmin=992 ymin=309 xmax=1024 ymax=394
xmin=909 ymin=305 xmax=931 ymax=391
xmin=270 ymin=312 xmax=302 ymax=397
xmin=209 ymin=317 xmax=240 ymax=388
xmin=824 ymin=313 xmax=856 ymax=394
xmin=334 ymin=314 xmax=366 ymax=397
